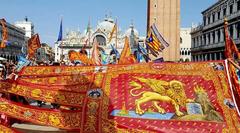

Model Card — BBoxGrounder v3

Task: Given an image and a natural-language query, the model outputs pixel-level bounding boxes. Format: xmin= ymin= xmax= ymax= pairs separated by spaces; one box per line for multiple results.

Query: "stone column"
xmin=206 ymin=33 xmax=209 ymax=45
xmin=220 ymin=29 xmax=224 ymax=42
xmin=233 ymin=2 xmax=237 ymax=13
xmin=209 ymin=53 xmax=212 ymax=60
xmin=219 ymin=52 xmax=222 ymax=60
xmin=210 ymin=32 xmax=213 ymax=44
xmin=214 ymin=53 xmax=217 ymax=60
xmin=215 ymin=30 xmax=218 ymax=43
xmin=233 ymin=24 xmax=237 ymax=39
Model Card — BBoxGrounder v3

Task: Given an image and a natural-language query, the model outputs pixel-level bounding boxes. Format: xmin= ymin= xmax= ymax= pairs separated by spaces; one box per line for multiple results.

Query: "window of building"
xmin=230 ymin=4 xmax=233 ymax=14
xmin=180 ymin=37 xmax=182 ymax=44
xmin=203 ymin=16 xmax=206 ymax=26
xmin=217 ymin=11 xmax=221 ymax=20
xmin=154 ymin=4 xmax=157 ymax=8
xmin=229 ymin=25 xmax=233 ymax=38
xmin=237 ymin=23 xmax=240 ymax=38
xmin=212 ymin=13 xmax=215 ymax=22
xmin=208 ymin=33 xmax=210 ymax=44
xmin=204 ymin=34 xmax=206 ymax=45
xmin=208 ymin=16 xmax=211 ymax=24
xmin=238 ymin=1 xmax=240 ymax=11
xmin=223 ymin=8 xmax=227 ymax=16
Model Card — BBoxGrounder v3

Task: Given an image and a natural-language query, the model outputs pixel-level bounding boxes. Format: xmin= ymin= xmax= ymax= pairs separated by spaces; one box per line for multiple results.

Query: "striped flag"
xmin=146 ymin=23 xmax=169 ymax=56
xmin=0 ymin=19 xmax=8 ymax=48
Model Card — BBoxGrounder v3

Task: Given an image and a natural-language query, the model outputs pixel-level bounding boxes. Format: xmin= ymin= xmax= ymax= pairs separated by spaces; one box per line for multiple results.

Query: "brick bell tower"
xmin=147 ymin=0 xmax=180 ymax=61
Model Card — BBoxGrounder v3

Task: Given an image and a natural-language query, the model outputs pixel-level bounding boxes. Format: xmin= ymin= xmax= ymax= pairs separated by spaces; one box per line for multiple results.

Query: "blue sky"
xmin=0 ymin=0 xmax=217 ymax=46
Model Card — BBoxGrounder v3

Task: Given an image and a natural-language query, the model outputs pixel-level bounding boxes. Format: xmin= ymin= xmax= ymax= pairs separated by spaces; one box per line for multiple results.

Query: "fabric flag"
xmin=0 ymin=19 xmax=8 ymax=48
xmin=57 ymin=18 xmax=63 ymax=42
xmin=68 ymin=50 xmax=94 ymax=65
xmin=138 ymin=44 xmax=151 ymax=61
xmin=151 ymin=24 xmax=170 ymax=47
xmin=136 ymin=51 xmax=143 ymax=63
xmin=27 ymin=34 xmax=41 ymax=59
xmin=92 ymin=38 xmax=101 ymax=65
xmin=119 ymin=37 xmax=136 ymax=64
xmin=224 ymin=19 xmax=240 ymax=112
xmin=108 ymin=23 xmax=117 ymax=43
xmin=146 ymin=23 xmax=169 ymax=56
xmin=101 ymin=51 xmax=109 ymax=65
xmin=110 ymin=44 xmax=120 ymax=59
xmin=16 ymin=56 xmax=31 ymax=72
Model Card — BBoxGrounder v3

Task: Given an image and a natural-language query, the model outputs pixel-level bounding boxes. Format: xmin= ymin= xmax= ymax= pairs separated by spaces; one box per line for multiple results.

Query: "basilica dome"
xmin=97 ymin=17 xmax=115 ymax=33
xmin=125 ymin=25 xmax=139 ymax=37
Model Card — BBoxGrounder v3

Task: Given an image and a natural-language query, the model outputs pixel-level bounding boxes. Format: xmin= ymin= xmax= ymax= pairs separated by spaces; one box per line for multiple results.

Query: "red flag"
xmin=118 ymin=37 xmax=136 ymax=64
xmin=0 ymin=19 xmax=8 ymax=48
xmin=68 ymin=50 xmax=94 ymax=65
xmin=91 ymin=38 xmax=101 ymax=65
xmin=27 ymin=34 xmax=41 ymax=59
xmin=224 ymin=19 xmax=240 ymax=112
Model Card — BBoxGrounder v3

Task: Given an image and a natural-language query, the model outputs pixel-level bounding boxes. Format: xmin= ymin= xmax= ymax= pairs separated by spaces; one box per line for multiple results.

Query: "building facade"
xmin=147 ymin=0 xmax=180 ymax=61
xmin=191 ymin=0 xmax=240 ymax=61
xmin=55 ymin=16 xmax=143 ymax=63
xmin=36 ymin=43 xmax=55 ymax=63
xmin=0 ymin=21 xmax=26 ymax=62
xmin=14 ymin=17 xmax=34 ymax=38
xmin=180 ymin=28 xmax=192 ymax=61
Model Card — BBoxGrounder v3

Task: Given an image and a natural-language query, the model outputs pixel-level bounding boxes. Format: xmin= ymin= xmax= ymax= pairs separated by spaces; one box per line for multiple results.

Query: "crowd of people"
xmin=0 ymin=60 xmax=18 ymax=80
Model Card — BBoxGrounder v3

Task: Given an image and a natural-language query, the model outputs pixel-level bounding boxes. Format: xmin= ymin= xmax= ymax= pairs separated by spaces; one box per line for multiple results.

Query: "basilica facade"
xmin=54 ymin=16 xmax=143 ymax=63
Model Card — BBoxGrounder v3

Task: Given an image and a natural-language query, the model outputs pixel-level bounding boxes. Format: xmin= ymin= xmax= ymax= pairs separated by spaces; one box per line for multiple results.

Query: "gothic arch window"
xmin=181 ymin=51 xmax=184 ymax=55
xmin=184 ymin=51 xmax=187 ymax=55
xmin=180 ymin=37 xmax=183 ymax=44
xmin=95 ymin=35 xmax=106 ymax=46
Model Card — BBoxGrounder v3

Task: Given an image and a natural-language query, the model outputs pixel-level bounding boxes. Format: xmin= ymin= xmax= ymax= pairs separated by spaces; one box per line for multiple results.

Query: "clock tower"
xmin=147 ymin=0 xmax=180 ymax=61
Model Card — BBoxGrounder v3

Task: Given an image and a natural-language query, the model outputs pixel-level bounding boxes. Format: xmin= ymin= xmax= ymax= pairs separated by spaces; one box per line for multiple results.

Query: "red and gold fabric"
xmin=27 ymin=34 xmax=41 ymax=59
xmin=0 ymin=62 xmax=239 ymax=132
xmin=0 ymin=98 xmax=82 ymax=130
xmin=0 ymin=124 xmax=19 ymax=133
xmin=0 ymin=81 xmax=86 ymax=107
xmin=118 ymin=37 xmax=136 ymax=64
xmin=68 ymin=50 xmax=95 ymax=65
xmin=224 ymin=19 xmax=240 ymax=112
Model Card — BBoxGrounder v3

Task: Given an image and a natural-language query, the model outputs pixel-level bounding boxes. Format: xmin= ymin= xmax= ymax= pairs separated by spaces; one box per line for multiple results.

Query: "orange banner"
xmin=0 ymin=19 xmax=8 ymax=48
xmin=0 ymin=98 xmax=82 ymax=130
xmin=27 ymin=34 xmax=41 ymax=59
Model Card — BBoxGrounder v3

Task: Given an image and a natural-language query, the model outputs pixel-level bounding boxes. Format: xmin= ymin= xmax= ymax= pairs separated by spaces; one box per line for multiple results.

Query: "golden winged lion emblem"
xmin=130 ymin=77 xmax=194 ymax=116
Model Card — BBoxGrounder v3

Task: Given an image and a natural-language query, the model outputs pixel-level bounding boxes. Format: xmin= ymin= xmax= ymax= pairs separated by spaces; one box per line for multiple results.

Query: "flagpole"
xmin=115 ymin=18 xmax=118 ymax=49
xmin=88 ymin=17 xmax=91 ymax=58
